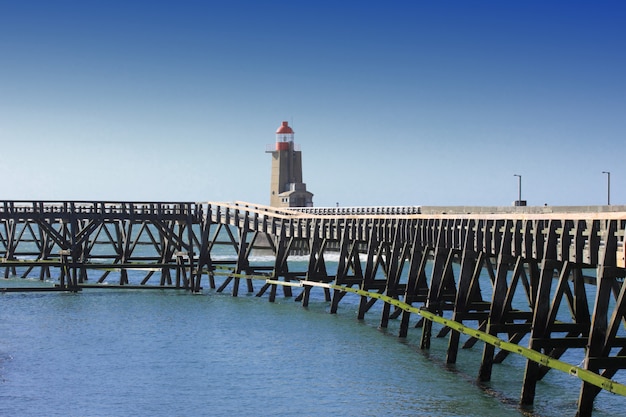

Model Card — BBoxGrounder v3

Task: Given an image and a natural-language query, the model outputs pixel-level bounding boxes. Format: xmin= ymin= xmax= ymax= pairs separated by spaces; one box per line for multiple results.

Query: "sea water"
xmin=1 ymin=260 xmax=625 ymax=416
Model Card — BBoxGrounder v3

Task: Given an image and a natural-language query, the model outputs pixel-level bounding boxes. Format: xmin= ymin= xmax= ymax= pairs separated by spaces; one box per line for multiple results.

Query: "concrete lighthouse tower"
xmin=267 ymin=121 xmax=313 ymax=207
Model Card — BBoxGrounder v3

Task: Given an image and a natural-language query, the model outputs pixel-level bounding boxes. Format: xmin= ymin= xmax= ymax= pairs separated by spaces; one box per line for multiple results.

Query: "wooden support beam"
xmin=521 ymin=220 xmax=560 ymax=405
xmin=421 ymin=219 xmax=450 ymax=349
xmin=447 ymin=219 xmax=480 ymax=364
xmin=577 ymin=220 xmax=620 ymax=416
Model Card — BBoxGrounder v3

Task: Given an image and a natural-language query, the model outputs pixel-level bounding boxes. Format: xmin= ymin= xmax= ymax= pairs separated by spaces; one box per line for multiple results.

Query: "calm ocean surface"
xmin=1 ymin=262 xmax=625 ymax=416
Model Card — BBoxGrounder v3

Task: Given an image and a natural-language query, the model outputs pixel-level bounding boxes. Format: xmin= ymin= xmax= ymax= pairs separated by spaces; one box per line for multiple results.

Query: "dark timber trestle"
xmin=1 ymin=200 xmax=626 ymax=416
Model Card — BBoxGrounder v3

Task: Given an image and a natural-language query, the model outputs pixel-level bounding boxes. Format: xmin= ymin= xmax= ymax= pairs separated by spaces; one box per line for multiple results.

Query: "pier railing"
xmin=0 ymin=200 xmax=202 ymax=217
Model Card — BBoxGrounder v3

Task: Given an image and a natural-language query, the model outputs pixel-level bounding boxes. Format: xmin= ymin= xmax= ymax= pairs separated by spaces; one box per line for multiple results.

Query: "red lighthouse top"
xmin=275 ymin=121 xmax=294 ymax=151
xmin=276 ymin=121 xmax=294 ymax=134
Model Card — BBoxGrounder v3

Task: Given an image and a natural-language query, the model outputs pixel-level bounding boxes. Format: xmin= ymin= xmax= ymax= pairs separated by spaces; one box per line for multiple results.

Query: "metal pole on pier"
xmin=602 ymin=171 xmax=611 ymax=205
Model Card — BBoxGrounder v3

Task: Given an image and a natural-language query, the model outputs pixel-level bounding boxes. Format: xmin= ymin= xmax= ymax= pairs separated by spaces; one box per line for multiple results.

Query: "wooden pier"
xmin=1 ymin=199 xmax=626 ymax=416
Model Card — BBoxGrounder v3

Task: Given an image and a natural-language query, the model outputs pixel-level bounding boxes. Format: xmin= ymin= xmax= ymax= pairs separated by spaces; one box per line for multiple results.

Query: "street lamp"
xmin=602 ymin=171 xmax=611 ymax=205
xmin=513 ymin=174 xmax=522 ymax=206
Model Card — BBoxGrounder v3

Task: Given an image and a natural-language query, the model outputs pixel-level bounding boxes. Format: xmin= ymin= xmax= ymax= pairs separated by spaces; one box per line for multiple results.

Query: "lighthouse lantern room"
xmin=275 ymin=121 xmax=294 ymax=150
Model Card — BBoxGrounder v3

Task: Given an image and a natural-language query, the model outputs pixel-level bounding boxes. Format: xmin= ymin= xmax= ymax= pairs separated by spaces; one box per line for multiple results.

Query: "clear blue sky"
xmin=1 ymin=1 xmax=625 ymax=207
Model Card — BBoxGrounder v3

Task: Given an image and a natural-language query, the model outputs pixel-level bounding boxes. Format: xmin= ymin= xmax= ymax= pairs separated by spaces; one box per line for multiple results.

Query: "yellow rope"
xmin=204 ymin=272 xmax=626 ymax=396
xmin=289 ymin=279 xmax=626 ymax=397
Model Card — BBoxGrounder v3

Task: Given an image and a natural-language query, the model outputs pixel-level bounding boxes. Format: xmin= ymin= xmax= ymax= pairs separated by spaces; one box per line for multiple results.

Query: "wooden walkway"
xmin=1 ymin=200 xmax=626 ymax=416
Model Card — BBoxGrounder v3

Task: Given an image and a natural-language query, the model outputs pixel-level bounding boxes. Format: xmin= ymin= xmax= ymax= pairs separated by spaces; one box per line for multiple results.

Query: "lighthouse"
xmin=267 ymin=121 xmax=314 ymax=207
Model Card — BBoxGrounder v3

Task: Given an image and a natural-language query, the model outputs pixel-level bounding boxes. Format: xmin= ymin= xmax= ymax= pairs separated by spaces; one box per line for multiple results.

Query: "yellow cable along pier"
xmin=211 ymin=267 xmax=626 ymax=397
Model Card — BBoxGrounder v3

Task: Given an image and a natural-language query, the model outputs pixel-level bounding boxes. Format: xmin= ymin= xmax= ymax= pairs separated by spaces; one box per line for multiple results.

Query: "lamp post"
xmin=514 ymin=174 xmax=522 ymax=205
xmin=602 ymin=171 xmax=611 ymax=205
